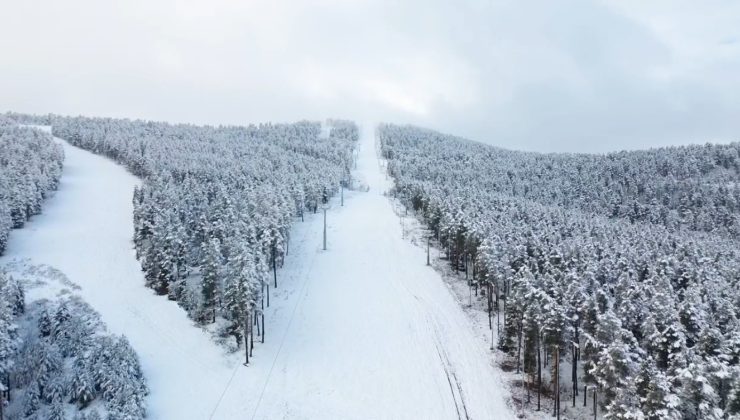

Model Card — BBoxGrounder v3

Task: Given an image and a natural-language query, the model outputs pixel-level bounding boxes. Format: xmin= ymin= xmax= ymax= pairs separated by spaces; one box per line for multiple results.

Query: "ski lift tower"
xmin=322 ymin=202 xmax=330 ymax=250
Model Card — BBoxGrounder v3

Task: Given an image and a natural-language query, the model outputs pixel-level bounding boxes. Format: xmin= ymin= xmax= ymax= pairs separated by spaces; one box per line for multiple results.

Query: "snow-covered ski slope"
xmin=1 ymin=125 xmax=514 ymax=419
xmin=1 ymin=127 xmax=238 ymax=419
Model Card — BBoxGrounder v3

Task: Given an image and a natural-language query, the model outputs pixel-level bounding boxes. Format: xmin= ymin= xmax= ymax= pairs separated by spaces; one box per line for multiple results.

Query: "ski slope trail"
xmin=0 ymin=128 xmax=240 ymax=419
xmin=2 ymin=125 xmax=514 ymax=419
xmin=213 ymin=123 xmax=516 ymax=419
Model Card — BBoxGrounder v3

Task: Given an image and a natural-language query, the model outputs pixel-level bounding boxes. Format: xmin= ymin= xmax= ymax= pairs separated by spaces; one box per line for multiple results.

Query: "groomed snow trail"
xmin=2 ymin=125 xmax=515 ymax=419
xmin=214 ymin=123 xmax=516 ymax=419
xmin=0 ymin=129 xmax=241 ymax=419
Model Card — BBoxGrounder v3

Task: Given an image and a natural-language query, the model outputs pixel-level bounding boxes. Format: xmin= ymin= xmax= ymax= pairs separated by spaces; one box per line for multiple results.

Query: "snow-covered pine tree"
xmin=69 ymin=355 xmax=96 ymax=408
xmin=0 ymin=273 xmax=20 ymax=398
xmin=376 ymin=122 xmax=740 ymax=418
xmin=200 ymin=236 xmax=222 ymax=324
xmin=636 ymin=357 xmax=681 ymax=420
xmin=223 ymin=240 xmax=257 ymax=348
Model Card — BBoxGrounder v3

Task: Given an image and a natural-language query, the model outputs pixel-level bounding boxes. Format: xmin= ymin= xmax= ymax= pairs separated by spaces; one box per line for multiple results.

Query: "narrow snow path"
xmin=2 ymin=125 xmax=514 ymax=419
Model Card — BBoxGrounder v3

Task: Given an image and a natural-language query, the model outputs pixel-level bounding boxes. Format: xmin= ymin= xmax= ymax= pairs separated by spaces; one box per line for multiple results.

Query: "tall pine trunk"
xmin=516 ymin=321 xmax=523 ymax=374
xmin=272 ymin=244 xmax=278 ymax=288
xmin=537 ymin=333 xmax=541 ymax=411
xmin=249 ymin=311 xmax=254 ymax=357
xmin=244 ymin=311 xmax=250 ymax=365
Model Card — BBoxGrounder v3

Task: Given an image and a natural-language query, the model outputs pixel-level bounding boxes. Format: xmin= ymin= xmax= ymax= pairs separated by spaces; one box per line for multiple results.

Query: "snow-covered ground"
xmin=2 ymin=125 xmax=515 ymax=419
xmin=1 ymin=127 xmax=237 ymax=419
xmin=211 ymin=124 xmax=516 ymax=419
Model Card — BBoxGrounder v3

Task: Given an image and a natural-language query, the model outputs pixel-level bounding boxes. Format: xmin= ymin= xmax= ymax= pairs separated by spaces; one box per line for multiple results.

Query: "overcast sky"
xmin=1 ymin=0 xmax=739 ymax=152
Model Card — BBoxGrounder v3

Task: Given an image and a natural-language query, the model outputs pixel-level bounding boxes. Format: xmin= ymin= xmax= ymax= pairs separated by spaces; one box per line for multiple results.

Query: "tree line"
xmin=380 ymin=123 xmax=740 ymax=419
xmin=0 ymin=115 xmax=64 ymax=255
xmin=0 ymin=272 xmax=147 ymax=419
xmin=381 ymin=125 xmax=740 ymax=238
xmin=26 ymin=113 xmax=358 ymax=359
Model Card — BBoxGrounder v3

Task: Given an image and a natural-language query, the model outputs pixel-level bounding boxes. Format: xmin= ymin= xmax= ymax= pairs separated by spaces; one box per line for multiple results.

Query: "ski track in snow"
xmin=1 ymin=124 xmax=515 ymax=419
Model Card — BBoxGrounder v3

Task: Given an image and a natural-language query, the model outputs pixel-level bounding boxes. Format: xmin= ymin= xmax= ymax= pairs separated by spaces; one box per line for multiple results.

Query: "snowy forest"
xmin=4 ymin=108 xmax=740 ymax=418
xmin=380 ymin=124 xmax=740 ymax=419
xmin=0 ymin=271 xmax=147 ymax=420
xmin=45 ymin=114 xmax=358 ymax=355
xmin=0 ymin=116 xmax=64 ymax=255
xmin=1 ymin=116 xmax=147 ymax=420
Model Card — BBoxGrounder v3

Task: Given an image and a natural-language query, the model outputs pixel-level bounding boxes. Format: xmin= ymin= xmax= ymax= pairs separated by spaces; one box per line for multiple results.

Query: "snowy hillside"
xmin=0 ymin=119 xmax=63 ymax=255
xmin=0 ymin=267 xmax=147 ymax=420
xmin=5 ymin=115 xmax=738 ymax=419
xmin=1 ymin=122 xmax=516 ymax=419
xmin=379 ymin=124 xmax=740 ymax=419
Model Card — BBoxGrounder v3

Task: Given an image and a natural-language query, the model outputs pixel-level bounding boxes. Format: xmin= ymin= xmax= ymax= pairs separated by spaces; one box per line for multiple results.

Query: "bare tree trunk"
xmin=502 ymin=298 xmax=507 ymax=346
xmin=516 ymin=322 xmax=523 ymax=374
xmin=572 ymin=343 xmax=577 ymax=407
xmin=584 ymin=385 xmax=587 ymax=407
xmin=526 ymin=337 xmax=531 ymax=405
xmin=496 ymin=298 xmax=501 ymax=340
xmin=469 ymin=279 xmax=472 ymax=307
xmin=537 ymin=333 xmax=541 ymax=411
xmin=554 ymin=346 xmax=560 ymax=419
xmin=474 ymin=275 xmax=478 ymax=297
xmin=495 ymin=279 xmax=499 ymax=310
xmin=593 ymin=389 xmax=597 ymax=419
xmin=244 ymin=313 xmax=249 ymax=365
xmin=261 ymin=313 xmax=265 ymax=344
xmin=250 ymin=312 xmax=254 ymax=357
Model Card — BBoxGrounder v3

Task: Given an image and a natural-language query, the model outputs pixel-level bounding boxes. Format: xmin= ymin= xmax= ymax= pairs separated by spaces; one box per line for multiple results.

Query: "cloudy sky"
xmin=1 ymin=0 xmax=738 ymax=152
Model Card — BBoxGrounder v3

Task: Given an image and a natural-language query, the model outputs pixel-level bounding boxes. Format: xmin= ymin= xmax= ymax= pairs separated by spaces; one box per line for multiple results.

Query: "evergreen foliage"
xmin=380 ymin=123 xmax=740 ymax=418
xmin=0 ymin=115 xmax=64 ymax=255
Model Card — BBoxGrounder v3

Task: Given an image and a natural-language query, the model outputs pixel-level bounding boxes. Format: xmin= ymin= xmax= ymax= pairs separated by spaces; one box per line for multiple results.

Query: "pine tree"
xmin=144 ymin=211 xmax=175 ymax=295
xmin=223 ymin=241 xmax=255 ymax=347
xmin=0 ymin=276 xmax=19 ymax=396
xmin=679 ymin=357 xmax=725 ymax=420
xmin=637 ymin=358 xmax=681 ymax=420
xmin=69 ymin=356 xmax=95 ymax=408
xmin=0 ymin=202 xmax=11 ymax=255
xmin=590 ymin=309 xmax=642 ymax=417
xmin=48 ymin=399 xmax=66 ymax=420
xmin=728 ymin=368 xmax=740 ymax=416
xmin=23 ymin=380 xmax=42 ymax=416
xmin=35 ymin=341 xmax=63 ymax=400
xmin=200 ymin=237 xmax=221 ymax=324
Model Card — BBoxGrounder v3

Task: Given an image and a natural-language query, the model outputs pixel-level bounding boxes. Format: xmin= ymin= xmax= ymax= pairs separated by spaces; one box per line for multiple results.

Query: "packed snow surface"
xmin=1 ymin=125 xmax=514 ymax=419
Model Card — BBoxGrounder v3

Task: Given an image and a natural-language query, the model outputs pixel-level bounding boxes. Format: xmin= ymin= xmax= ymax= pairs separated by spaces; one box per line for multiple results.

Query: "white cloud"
xmin=1 ymin=0 xmax=738 ymax=152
